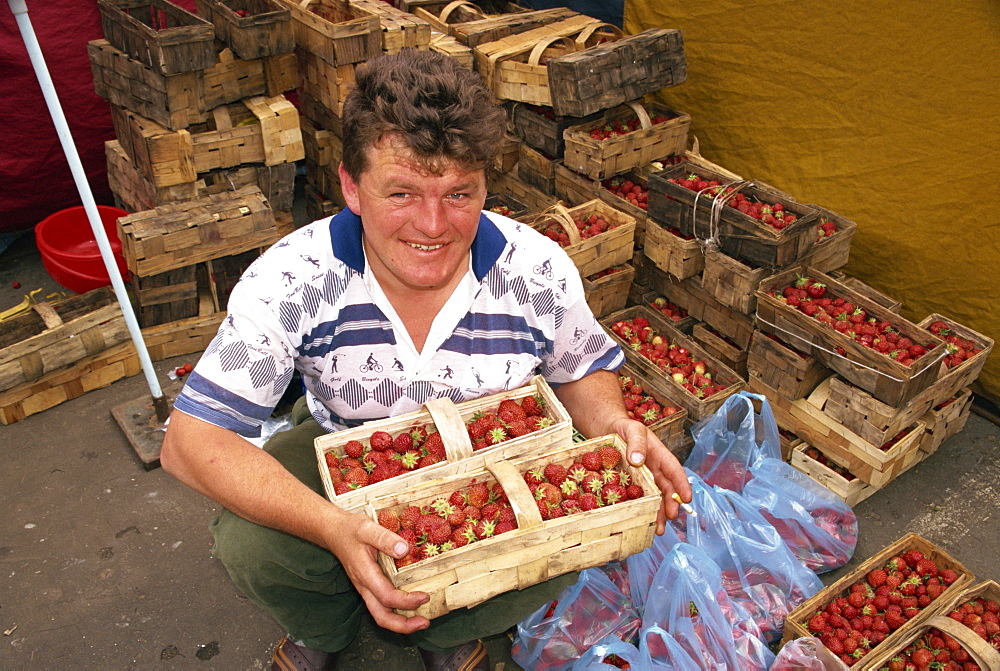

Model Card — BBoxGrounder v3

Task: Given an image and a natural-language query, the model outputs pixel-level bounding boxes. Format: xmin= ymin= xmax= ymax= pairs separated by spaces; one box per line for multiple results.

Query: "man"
xmin=161 ymin=49 xmax=691 ymax=671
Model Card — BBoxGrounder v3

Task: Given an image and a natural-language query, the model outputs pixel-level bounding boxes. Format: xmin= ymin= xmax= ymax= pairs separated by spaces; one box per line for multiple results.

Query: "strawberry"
xmin=581 ymin=451 xmax=603 ymax=472
xmin=369 ymin=431 xmax=393 ymax=452
xmin=599 ymin=444 xmax=622 ymax=469
xmin=377 ymin=509 xmax=400 ymax=533
xmin=505 ymin=419 xmax=531 ymax=438
xmin=399 ymin=450 xmax=420 ymax=470
xmin=399 ymin=505 xmax=421 ymax=530
xmin=462 ymin=505 xmax=481 ymax=521
xmin=498 ymin=399 xmax=527 ymax=422
xmin=392 ymin=432 xmax=413 ymax=454
xmin=520 ymin=395 xmax=544 ymax=417
xmin=567 ymin=462 xmax=588 ymax=482
xmin=343 ymin=467 xmax=369 ymax=488
xmin=423 ymin=432 xmax=446 ymax=459
xmin=332 ymin=481 xmax=354 ymax=495
xmin=417 ymin=453 xmax=442 ymax=469
xmin=343 ymin=440 xmax=364 ymax=459
xmin=524 ymin=467 xmax=546 ymax=486
xmin=560 ymin=479 xmax=580 ymax=500
xmin=581 ymin=472 xmax=604 ymax=494
xmin=578 ymin=492 xmax=600 ymax=511
xmin=367 ymin=464 xmax=394 ymax=484
xmin=601 ymin=483 xmax=627 ymax=505
xmin=625 ymin=484 xmax=643 ymax=499
xmin=486 ymin=425 xmax=508 ymax=445
xmin=543 ymin=463 xmax=568 ymax=487
xmin=534 ymin=482 xmax=563 ymax=508
xmin=474 ymin=518 xmax=497 ymax=539
xmin=466 ymin=482 xmax=490 ymax=508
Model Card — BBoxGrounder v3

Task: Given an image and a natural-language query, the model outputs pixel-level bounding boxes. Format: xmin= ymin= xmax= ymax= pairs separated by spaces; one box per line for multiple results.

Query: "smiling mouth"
xmin=407 ymin=242 xmax=444 ymax=251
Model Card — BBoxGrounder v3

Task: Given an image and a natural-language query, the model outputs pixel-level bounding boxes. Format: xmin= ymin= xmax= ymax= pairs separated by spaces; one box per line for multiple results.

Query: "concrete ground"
xmin=1 ymin=189 xmax=998 ymax=670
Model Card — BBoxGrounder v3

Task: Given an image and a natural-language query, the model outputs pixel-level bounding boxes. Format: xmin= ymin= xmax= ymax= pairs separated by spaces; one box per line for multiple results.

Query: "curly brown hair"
xmin=340 ymin=48 xmax=507 ymax=182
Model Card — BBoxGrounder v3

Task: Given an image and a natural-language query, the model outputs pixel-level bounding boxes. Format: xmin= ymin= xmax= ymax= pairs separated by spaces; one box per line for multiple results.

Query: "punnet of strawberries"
xmin=946 ymin=593 xmax=1000 ymax=650
xmin=586 ymin=264 xmax=630 ymax=281
xmin=804 ymin=549 xmax=962 ymax=667
xmin=324 ymin=422 xmax=449 ymax=495
xmin=884 ymin=626 xmax=988 ymax=670
xmin=523 ymin=442 xmax=645 ymax=521
xmin=667 ymin=174 xmax=799 ymax=232
xmin=647 ymin=296 xmax=689 ymax=323
xmin=803 ymin=445 xmax=858 ymax=482
xmin=587 ymin=113 xmax=674 ymax=141
xmin=465 ymin=396 xmax=553 ymax=451
xmin=538 ymin=213 xmax=617 ymax=246
xmin=608 ymin=316 xmax=729 ymax=399
xmin=377 ymin=477 xmax=518 ymax=569
xmin=489 ymin=204 xmax=515 ymax=217
xmin=618 ymin=372 xmax=682 ymax=426
xmin=601 ymin=176 xmax=648 ymax=211
xmin=816 ymin=216 xmax=838 ymax=241
xmin=766 ymin=275 xmax=935 ymax=367
xmin=925 ymin=319 xmax=984 ymax=369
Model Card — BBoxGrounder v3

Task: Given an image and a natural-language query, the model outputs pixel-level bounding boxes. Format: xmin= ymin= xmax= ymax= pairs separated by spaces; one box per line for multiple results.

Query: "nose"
xmin=413 ymin=199 xmax=450 ymax=238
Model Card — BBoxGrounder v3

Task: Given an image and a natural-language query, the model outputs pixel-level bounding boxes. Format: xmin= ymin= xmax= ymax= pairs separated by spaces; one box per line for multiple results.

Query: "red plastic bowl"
xmin=35 ymin=205 xmax=129 ymax=293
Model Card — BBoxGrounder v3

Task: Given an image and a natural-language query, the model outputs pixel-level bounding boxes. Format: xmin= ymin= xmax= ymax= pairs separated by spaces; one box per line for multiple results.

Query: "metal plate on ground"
xmin=111 ymin=378 xmax=184 ymax=470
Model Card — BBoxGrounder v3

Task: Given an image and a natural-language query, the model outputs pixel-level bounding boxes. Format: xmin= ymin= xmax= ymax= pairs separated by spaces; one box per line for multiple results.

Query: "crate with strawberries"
xmin=601 ymin=304 xmax=744 ymax=420
xmin=918 ymin=314 xmax=994 ymax=403
xmin=918 ymin=387 xmax=975 ymax=456
xmin=642 ymin=217 xmax=705 ymax=281
xmin=796 ymin=205 xmax=857 ymax=274
xmin=365 ymin=434 xmax=661 ymax=619
xmin=314 ymin=376 xmax=572 ymax=513
xmin=616 ymin=363 xmax=689 ymax=458
xmin=530 ymin=199 xmax=636 ymax=278
xmin=755 ymin=266 xmax=948 ymax=407
xmin=582 ymin=263 xmax=635 ymax=318
xmin=782 ymin=532 xmax=974 ymax=669
xmin=790 ymin=442 xmax=877 ymax=507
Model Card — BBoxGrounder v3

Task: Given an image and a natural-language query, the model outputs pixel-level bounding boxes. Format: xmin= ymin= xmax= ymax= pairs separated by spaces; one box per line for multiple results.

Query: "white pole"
xmin=8 ymin=0 xmax=170 ymax=420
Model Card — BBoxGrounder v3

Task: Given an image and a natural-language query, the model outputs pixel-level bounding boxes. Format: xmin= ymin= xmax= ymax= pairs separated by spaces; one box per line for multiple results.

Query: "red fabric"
xmin=0 ymin=0 xmax=197 ymax=234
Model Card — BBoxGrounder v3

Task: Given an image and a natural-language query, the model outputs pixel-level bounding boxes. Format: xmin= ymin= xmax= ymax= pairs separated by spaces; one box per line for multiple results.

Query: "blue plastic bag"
xmin=743 ymin=457 xmax=858 ymax=573
xmin=641 ymin=543 xmax=774 ymax=670
xmin=668 ymin=472 xmax=822 ymax=642
xmin=685 ymin=391 xmax=781 ymax=492
xmin=512 ymin=567 xmax=641 ymax=671
xmin=571 ymin=625 xmax=702 ymax=671
xmin=625 ymin=522 xmax=682 ymax=616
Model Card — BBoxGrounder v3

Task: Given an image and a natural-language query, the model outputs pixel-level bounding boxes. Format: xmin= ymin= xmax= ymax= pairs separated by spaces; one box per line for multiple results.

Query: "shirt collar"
xmin=328 ymin=208 xmax=507 ymax=282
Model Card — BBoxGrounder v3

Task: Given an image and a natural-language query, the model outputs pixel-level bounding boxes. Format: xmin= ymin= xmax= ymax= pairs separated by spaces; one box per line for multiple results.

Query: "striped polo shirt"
xmin=173 ymin=207 xmax=624 ymax=437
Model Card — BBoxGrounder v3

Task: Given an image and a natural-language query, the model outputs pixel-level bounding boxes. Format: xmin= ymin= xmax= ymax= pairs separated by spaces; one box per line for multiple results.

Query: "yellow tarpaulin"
xmin=626 ymin=0 xmax=1000 ymax=404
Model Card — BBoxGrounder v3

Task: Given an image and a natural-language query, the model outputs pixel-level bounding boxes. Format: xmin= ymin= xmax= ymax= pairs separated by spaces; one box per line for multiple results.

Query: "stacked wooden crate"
xmin=92 ymin=0 xmax=302 ymax=224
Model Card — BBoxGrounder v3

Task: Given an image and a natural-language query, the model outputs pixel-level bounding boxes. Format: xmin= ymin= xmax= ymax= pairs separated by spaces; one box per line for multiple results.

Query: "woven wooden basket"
xmin=512 ymin=103 xmax=603 ymax=160
xmin=789 ymin=442 xmax=875 ymax=507
xmin=582 ymin=263 xmax=634 ymax=319
xmin=918 ymin=313 xmax=994 ymax=402
xmin=716 ymin=182 xmax=820 ymax=269
xmin=780 ymin=532 xmax=974 ymax=661
xmin=821 ymin=374 xmax=942 ymax=448
xmin=368 ymin=434 xmax=659 ymax=619
xmin=450 ymin=6 xmax=577 ymax=48
xmin=647 ymin=268 xmax=756 ymax=349
xmin=353 ymin=0 xmax=432 ymax=54
xmin=474 ymin=15 xmax=607 ymax=105
xmin=563 ymin=102 xmax=691 ymax=181
xmin=428 ymin=30 xmax=473 ymax=68
xmin=642 ymin=220 xmax=703 ymax=281
xmin=616 ymin=361 xmax=689 ymax=458
xmin=517 ymin=143 xmax=559 ymax=195
xmin=700 ymin=247 xmax=770 ymax=315
xmin=796 ymin=205 xmax=857 ymax=273
xmin=194 ymin=0 xmax=294 ymax=60
xmin=314 ymin=376 xmax=572 ymax=514
xmin=691 ymin=322 xmax=748 ymax=378
xmin=858 ymin=613 xmax=1000 ymax=671
xmin=601 ymin=304 xmax=745 ymax=420
xmin=98 ymin=0 xmax=216 ymax=75
xmin=529 ymin=200 xmax=636 ymax=278
xmin=755 ymin=265 xmax=948 ymax=407
xmin=275 ymin=0 xmax=380 ymax=67
xmin=918 ymin=386 xmax=974 ymax=456
xmin=409 ymin=0 xmax=489 ymax=35
xmin=745 ymin=330 xmax=829 ymax=401
xmin=646 ymin=160 xmax=750 ymax=239
xmin=0 ymin=288 xmax=129 ymax=394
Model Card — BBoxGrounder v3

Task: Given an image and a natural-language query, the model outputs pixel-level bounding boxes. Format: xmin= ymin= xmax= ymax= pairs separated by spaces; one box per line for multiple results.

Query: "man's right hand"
xmin=324 ymin=511 xmax=431 ymax=634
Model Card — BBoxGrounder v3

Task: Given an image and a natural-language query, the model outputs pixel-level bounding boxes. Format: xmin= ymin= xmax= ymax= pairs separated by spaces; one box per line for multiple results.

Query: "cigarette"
xmin=672 ymin=492 xmax=697 ymax=516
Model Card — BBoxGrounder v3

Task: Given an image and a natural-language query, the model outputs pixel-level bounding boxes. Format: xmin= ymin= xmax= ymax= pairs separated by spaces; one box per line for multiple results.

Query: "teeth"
xmin=409 ymin=243 xmax=443 ymax=251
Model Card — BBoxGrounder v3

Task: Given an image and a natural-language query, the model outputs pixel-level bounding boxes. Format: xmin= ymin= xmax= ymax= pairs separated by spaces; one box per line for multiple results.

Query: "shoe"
xmin=271 ymin=635 xmax=338 ymax=671
xmin=417 ymin=639 xmax=490 ymax=671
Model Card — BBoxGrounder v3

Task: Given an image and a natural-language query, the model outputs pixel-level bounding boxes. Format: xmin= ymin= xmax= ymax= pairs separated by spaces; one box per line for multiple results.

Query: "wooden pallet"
xmin=368 ymin=434 xmax=659 ymax=619
xmin=98 ymin=0 xmax=216 ymax=75
xmin=0 ymin=312 xmax=224 ymax=426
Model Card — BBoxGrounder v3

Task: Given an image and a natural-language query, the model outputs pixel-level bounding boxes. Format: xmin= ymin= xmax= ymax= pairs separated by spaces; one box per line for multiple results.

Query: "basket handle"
xmin=527 ymin=34 xmax=576 ymax=66
xmin=530 ymin=201 xmax=582 ymax=245
xmin=423 ymin=397 xmax=474 ymax=462
xmin=624 ymin=100 xmax=653 ymax=131
xmin=574 ymin=21 xmax=624 ymax=48
xmin=438 ymin=0 xmax=483 ymax=24
xmin=485 ymin=459 xmax=543 ymax=530
xmin=925 ymin=616 xmax=1000 ymax=669
xmin=32 ymin=302 xmax=63 ymax=329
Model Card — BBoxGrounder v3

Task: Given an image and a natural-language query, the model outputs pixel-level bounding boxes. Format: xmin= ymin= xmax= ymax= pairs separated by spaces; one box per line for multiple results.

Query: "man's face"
xmin=339 ymin=135 xmax=487 ymax=296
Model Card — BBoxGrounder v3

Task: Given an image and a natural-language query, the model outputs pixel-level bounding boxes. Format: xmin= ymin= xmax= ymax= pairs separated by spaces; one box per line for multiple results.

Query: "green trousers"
xmin=209 ymin=397 xmax=577 ymax=654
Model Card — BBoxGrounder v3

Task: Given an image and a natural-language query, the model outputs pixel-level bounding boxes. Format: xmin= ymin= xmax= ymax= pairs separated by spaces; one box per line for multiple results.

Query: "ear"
xmin=338 ymin=163 xmax=362 ymax=215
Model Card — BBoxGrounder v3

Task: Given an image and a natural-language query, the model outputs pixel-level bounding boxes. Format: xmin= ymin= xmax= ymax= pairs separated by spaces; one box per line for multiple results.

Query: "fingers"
xmin=356 ymin=584 xmax=430 ymax=634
